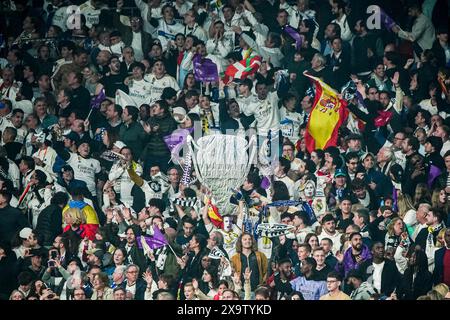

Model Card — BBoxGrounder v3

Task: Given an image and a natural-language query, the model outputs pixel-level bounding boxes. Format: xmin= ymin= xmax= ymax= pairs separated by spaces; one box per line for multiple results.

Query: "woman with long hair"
xmin=397 ymin=248 xmax=432 ymax=300
xmin=414 ymin=183 xmax=432 ymax=208
xmin=385 ymin=217 xmax=410 ymax=251
xmin=198 ymin=266 xmax=220 ymax=298
xmin=305 ymin=233 xmax=320 ymax=251
xmin=104 ymin=248 xmax=127 ymax=280
xmin=431 ymin=189 xmax=450 ymax=225
xmin=310 ymin=149 xmax=326 ymax=173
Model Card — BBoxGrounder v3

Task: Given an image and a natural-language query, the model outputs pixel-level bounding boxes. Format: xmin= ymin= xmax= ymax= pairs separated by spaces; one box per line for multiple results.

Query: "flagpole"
xmin=166 ymin=243 xmax=179 ymax=258
xmin=85 ymin=107 xmax=94 ymax=121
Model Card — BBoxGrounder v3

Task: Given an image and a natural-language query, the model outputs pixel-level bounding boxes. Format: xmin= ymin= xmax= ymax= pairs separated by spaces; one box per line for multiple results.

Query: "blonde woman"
xmin=62 ymin=207 xmax=90 ymax=238
xmin=82 ymin=66 xmax=102 ymax=96
xmin=9 ymin=290 xmax=25 ymax=300
xmin=433 ymin=283 xmax=450 ymax=300
xmin=385 ymin=217 xmax=410 ymax=251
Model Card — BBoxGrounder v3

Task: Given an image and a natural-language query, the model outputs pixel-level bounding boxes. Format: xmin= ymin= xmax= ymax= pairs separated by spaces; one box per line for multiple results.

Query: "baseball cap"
xmin=361 ymin=152 xmax=375 ymax=161
xmin=334 ymin=168 xmax=347 ymax=178
xmin=172 ymin=107 xmax=187 ymax=123
xmin=61 ymin=165 xmax=74 ymax=173
xmin=64 ymin=131 xmax=80 ymax=144
xmin=19 ymin=227 xmax=33 ymax=239
xmin=29 ymin=248 xmax=45 ymax=258
xmin=113 ymin=141 xmax=127 ymax=150
xmin=161 ymin=87 xmax=178 ymax=100
xmin=86 ymin=248 xmax=105 ymax=260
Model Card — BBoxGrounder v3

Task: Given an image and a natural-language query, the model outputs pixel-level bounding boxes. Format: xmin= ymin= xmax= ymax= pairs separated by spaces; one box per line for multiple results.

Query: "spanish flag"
xmin=205 ymin=197 xmax=223 ymax=229
xmin=303 ymin=72 xmax=349 ymax=153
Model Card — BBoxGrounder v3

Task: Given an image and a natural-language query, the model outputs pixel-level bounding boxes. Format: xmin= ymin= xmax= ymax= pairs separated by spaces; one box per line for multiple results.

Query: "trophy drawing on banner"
xmin=187 ymin=134 xmax=257 ymax=216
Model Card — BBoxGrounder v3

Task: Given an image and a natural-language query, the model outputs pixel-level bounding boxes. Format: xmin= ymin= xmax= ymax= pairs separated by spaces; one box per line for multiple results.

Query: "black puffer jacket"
xmin=141 ymin=114 xmax=178 ymax=160
xmin=35 ymin=204 xmax=63 ymax=247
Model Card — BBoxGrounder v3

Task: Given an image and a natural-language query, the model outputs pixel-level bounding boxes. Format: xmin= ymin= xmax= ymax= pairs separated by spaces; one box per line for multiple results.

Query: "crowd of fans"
xmin=0 ymin=0 xmax=449 ymax=301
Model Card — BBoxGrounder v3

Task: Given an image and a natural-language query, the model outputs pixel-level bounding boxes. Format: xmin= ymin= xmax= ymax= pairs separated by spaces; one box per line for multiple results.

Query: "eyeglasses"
xmin=127 ymin=270 xmax=138 ymax=274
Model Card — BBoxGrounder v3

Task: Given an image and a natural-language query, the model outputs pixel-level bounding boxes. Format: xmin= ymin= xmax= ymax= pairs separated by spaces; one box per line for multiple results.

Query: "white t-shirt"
xmin=131 ymin=32 xmax=144 ymax=62
xmin=242 ymin=92 xmax=280 ymax=136
xmin=67 ymin=153 xmax=101 ymax=196
xmin=144 ymin=74 xmax=180 ymax=105
xmin=128 ymin=79 xmax=152 ymax=108
xmin=372 ymin=261 xmax=385 ymax=293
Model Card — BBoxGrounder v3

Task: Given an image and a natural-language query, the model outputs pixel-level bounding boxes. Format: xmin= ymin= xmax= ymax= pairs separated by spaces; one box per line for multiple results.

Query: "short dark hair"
xmin=327 ymin=271 xmax=342 ymax=281
xmin=278 ymin=157 xmax=291 ymax=174
xmin=51 ymin=192 xmax=69 ymax=206
xmin=429 ymin=207 xmax=444 ymax=223
xmin=406 ymin=136 xmax=420 ymax=152
xmin=345 ymin=152 xmax=359 ymax=163
xmin=20 ymin=156 xmax=35 ymax=171
xmin=254 ymin=286 xmax=270 ymax=299
xmin=349 ymin=232 xmax=362 ymax=241
xmin=303 ymin=257 xmax=317 ymax=268
xmin=125 ymin=105 xmax=139 ymax=121
xmin=268 ymin=32 xmax=282 ymax=48
xmin=351 ymin=178 xmax=366 ymax=191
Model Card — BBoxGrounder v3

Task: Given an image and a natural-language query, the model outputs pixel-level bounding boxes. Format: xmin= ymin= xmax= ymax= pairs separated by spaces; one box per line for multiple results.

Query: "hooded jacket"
xmin=335 ymin=244 xmax=372 ymax=278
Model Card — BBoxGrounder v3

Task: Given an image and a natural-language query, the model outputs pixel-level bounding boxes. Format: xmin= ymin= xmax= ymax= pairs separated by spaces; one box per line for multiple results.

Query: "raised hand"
xmin=391 ymin=72 xmax=400 ymax=86
xmin=192 ymin=278 xmax=199 ymax=290
xmin=243 ymin=268 xmax=252 ymax=281
xmin=232 ymin=271 xmax=241 ymax=285
xmin=335 ymin=250 xmax=344 ymax=263
xmin=143 ymin=270 xmax=153 ymax=285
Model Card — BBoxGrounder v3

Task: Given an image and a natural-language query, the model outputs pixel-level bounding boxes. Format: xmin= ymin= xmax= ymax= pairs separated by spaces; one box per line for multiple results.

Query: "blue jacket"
xmin=290 ymin=276 xmax=327 ymax=300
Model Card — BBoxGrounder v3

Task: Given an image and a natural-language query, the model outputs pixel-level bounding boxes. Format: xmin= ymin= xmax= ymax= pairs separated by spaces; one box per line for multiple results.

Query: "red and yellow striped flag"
xmin=303 ymin=72 xmax=349 ymax=153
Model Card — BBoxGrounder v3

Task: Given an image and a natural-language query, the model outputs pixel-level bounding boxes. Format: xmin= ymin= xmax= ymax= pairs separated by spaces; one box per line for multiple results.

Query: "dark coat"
xmin=119 ymin=121 xmax=148 ymax=160
xmin=358 ymin=259 xmax=401 ymax=296
xmin=432 ymin=247 xmax=449 ymax=285
xmin=35 ymin=204 xmax=63 ymax=247
xmin=141 ymin=114 xmax=178 ymax=160
xmin=0 ymin=205 xmax=30 ymax=244
xmin=218 ymin=98 xmax=255 ymax=134
xmin=120 ymin=278 xmax=147 ymax=300
xmin=119 ymin=243 xmax=148 ymax=277
xmin=397 ymin=268 xmax=432 ymax=300
xmin=110 ymin=11 xmax=153 ymax=56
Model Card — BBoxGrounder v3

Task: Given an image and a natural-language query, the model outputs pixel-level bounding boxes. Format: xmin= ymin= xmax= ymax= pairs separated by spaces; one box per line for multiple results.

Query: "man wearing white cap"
xmin=13 ymin=227 xmax=40 ymax=259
